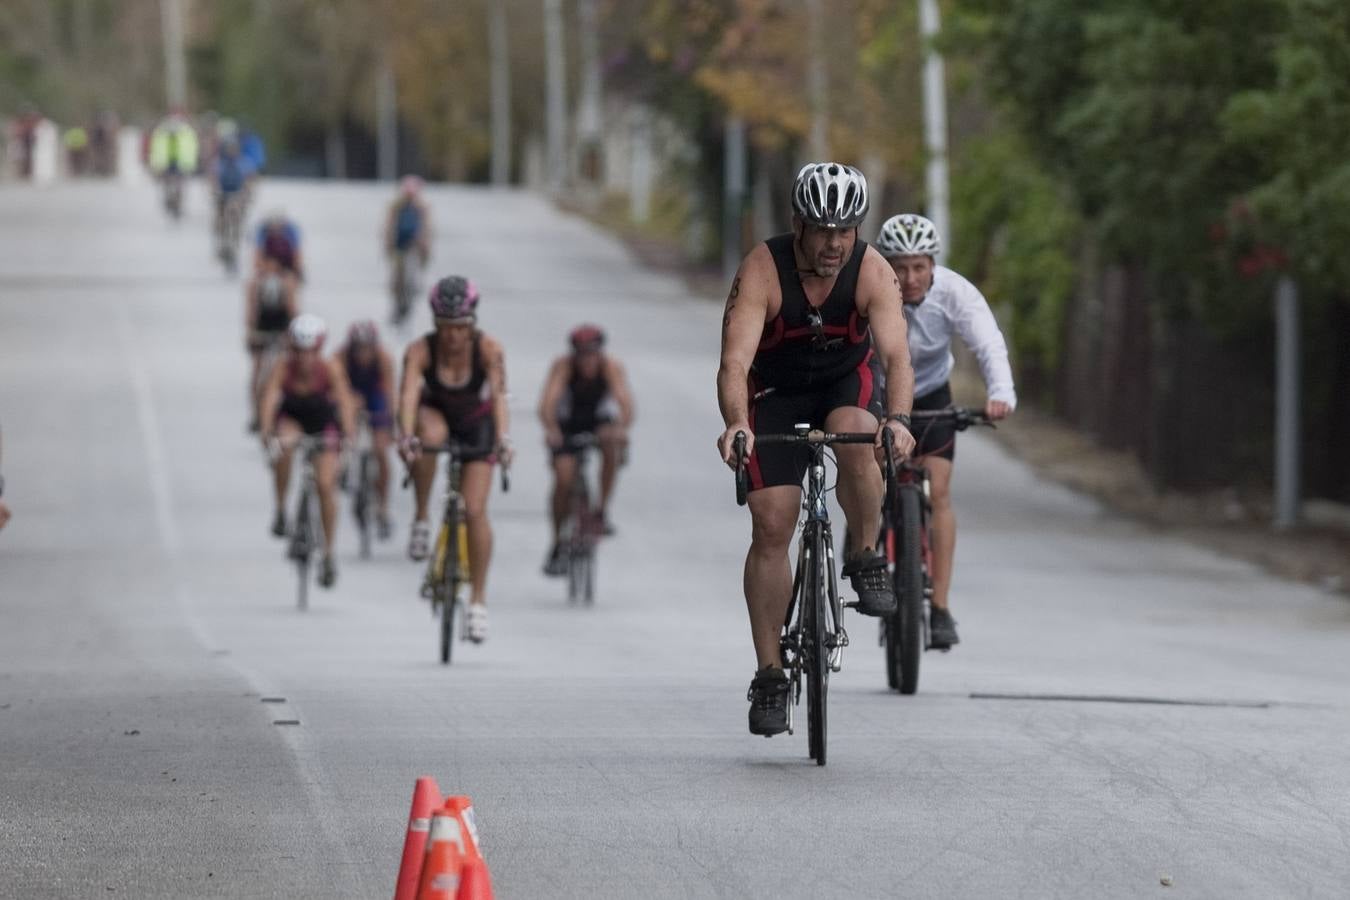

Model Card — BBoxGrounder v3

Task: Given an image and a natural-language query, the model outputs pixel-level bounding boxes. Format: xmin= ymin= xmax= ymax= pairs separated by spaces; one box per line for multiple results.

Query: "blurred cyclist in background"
xmin=212 ymin=134 xmax=256 ymax=267
xmin=147 ymin=110 xmax=199 ymax=218
xmin=244 ymin=255 xmax=300 ymax=431
xmin=259 ymin=314 xmax=358 ymax=589
xmin=537 ymin=324 xmax=635 ymax=575
xmin=255 ymin=210 xmax=305 ymax=281
xmin=385 ymin=176 xmax=431 ymax=323
xmin=337 ymin=320 xmax=397 ymax=539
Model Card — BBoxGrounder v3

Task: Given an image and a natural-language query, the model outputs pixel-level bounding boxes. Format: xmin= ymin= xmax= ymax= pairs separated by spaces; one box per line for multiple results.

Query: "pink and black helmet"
xmin=429 ymin=276 xmax=479 ymax=321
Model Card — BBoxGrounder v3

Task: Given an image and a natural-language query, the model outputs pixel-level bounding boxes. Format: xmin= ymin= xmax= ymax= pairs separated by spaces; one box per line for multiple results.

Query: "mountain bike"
xmin=879 ymin=407 xmax=992 ymax=694
xmin=270 ymin=435 xmax=333 ymax=612
xmin=734 ymin=425 xmax=888 ymax=766
xmin=410 ymin=442 xmax=509 ymax=664
xmin=558 ymin=432 xmax=602 ymax=604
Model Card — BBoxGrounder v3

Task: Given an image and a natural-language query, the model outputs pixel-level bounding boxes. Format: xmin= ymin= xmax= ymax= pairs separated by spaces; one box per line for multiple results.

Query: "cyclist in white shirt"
xmin=874 ymin=214 xmax=1016 ymax=648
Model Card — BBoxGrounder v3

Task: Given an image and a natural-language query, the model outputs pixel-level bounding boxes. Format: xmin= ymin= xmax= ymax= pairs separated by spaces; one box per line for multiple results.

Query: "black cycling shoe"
xmin=842 ymin=550 xmax=896 ymax=616
xmin=270 ymin=510 xmax=286 ymax=538
xmin=747 ymin=666 xmax=790 ymax=736
xmin=318 ymin=555 xmax=337 ymax=589
xmin=929 ymin=606 xmax=960 ymax=649
xmin=542 ymin=544 xmax=567 ymax=577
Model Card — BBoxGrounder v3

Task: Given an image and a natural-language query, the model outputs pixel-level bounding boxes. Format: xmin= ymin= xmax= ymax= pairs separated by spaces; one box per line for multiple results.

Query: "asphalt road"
xmin=2 ymin=179 xmax=1349 ymax=900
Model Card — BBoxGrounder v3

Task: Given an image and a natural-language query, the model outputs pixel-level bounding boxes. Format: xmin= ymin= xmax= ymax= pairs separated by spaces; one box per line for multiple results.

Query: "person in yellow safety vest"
xmin=148 ymin=113 xmax=200 ymax=177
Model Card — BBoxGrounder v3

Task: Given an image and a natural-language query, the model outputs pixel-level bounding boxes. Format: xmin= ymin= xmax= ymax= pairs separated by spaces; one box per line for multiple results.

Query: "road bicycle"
xmin=215 ymin=191 xmax=246 ymax=273
xmin=390 ymin=248 xmax=421 ymax=327
xmin=734 ymin=425 xmax=891 ymax=766
xmin=558 ymin=432 xmax=604 ymax=605
xmin=411 ymin=442 xmax=509 ymax=664
xmin=348 ymin=414 xmax=377 ymax=560
xmin=879 ymin=407 xmax=992 ymax=694
xmin=270 ymin=435 xmax=334 ymax=612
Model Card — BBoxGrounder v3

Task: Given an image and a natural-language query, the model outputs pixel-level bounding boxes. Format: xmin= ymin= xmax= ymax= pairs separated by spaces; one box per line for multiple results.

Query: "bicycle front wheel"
xmin=889 ymin=486 xmax=925 ymax=695
xmin=439 ymin=587 xmax=456 ymax=664
xmin=294 ymin=490 xmax=311 ymax=612
xmin=804 ymin=525 xmax=829 ymax=766
xmin=356 ymin=452 xmax=373 ymax=559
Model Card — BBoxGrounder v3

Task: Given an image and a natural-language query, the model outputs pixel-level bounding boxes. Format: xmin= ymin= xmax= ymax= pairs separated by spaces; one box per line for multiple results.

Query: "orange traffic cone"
xmin=416 ymin=811 xmax=468 ymax=900
xmin=440 ymin=796 xmax=481 ymax=858
xmin=394 ymin=777 xmax=443 ymax=900
xmin=455 ymin=855 xmax=494 ymax=900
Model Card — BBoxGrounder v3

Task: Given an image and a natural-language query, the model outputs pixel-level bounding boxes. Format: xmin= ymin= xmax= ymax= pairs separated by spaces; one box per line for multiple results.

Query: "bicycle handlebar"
xmin=754 ymin=431 xmax=877 ymax=446
xmin=399 ymin=441 xmax=512 ymax=492
xmin=910 ymin=406 xmax=995 ymax=431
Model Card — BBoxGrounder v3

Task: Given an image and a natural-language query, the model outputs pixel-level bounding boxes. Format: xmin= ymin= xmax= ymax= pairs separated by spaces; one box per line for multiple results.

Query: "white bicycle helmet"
xmin=791 ymin=162 xmax=869 ymax=228
xmin=289 ymin=313 xmax=326 ymax=350
xmin=875 ymin=213 xmax=942 ymax=258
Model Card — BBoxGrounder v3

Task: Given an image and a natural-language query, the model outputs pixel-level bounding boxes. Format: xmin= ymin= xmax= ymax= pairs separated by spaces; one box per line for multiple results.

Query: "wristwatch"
xmin=884 ymin=413 xmax=912 ymax=429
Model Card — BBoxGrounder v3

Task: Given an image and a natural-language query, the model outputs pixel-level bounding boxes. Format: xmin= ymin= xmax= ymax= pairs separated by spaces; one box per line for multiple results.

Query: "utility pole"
xmin=723 ymin=116 xmax=747 ymax=280
xmin=375 ymin=55 xmax=398 ymax=181
xmin=918 ymin=0 xmax=951 ymax=255
xmin=575 ymin=0 xmax=603 ymax=182
xmin=1274 ymin=276 xmax=1302 ymax=530
xmin=159 ymin=0 xmax=188 ymax=109
xmin=544 ymin=0 xmax=567 ymax=192
xmin=489 ymin=1 xmax=512 ymax=185
xmin=805 ymin=0 xmax=828 ymax=161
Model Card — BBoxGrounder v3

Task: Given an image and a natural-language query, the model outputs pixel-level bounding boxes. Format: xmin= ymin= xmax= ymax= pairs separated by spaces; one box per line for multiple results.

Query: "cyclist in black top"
xmin=716 ymin=163 xmax=917 ymax=736
xmin=244 ymin=255 xmax=299 ymax=430
xmin=397 ymin=276 xmax=512 ymax=644
xmin=537 ymin=324 xmax=636 ymax=574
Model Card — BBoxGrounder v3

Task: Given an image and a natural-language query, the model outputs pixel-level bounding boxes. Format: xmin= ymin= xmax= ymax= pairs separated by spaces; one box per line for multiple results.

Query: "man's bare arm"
xmin=537 ymin=358 xmax=567 ymax=429
xmin=717 ymin=247 xmax=772 ymax=429
xmin=607 ymin=358 xmax=636 ymax=427
xmin=858 ymin=249 xmax=914 ymax=418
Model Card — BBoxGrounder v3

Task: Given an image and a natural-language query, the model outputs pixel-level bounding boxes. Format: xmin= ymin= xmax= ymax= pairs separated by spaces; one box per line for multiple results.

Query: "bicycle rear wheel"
xmin=888 ymin=486 xmax=924 ymax=694
xmin=804 ymin=524 xmax=829 ymax=766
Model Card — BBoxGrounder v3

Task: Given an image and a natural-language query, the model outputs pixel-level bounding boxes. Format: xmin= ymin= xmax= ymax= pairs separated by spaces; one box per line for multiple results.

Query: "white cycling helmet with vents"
xmin=875 ymin=213 xmax=942 ymax=258
xmin=288 ymin=313 xmax=327 ymax=351
xmin=791 ymin=162 xmax=870 ymax=229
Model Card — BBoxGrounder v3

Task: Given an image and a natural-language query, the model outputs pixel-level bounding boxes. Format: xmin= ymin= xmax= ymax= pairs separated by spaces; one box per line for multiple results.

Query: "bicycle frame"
xmin=281 ymin=436 xmax=329 ymax=611
xmin=561 ymin=433 xmax=600 ymax=604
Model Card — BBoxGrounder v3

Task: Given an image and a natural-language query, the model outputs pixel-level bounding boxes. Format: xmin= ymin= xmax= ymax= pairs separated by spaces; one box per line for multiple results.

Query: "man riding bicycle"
xmin=397 ymin=277 xmax=513 ymax=644
xmin=147 ymin=111 xmax=198 ymax=214
xmin=386 ymin=176 xmax=431 ymax=263
xmin=873 ymin=213 xmax=1016 ymax=649
xmin=716 ymin=163 xmax=917 ymax=737
xmin=538 ymin=324 xmax=635 ymax=575
xmin=338 ymin=320 xmax=397 ymax=540
xmin=259 ymin=314 xmax=359 ymax=589
xmin=244 ymin=255 xmax=299 ymax=431
xmin=255 ymin=211 xmax=304 ymax=281
xmin=213 ymin=138 xmax=255 ymax=241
